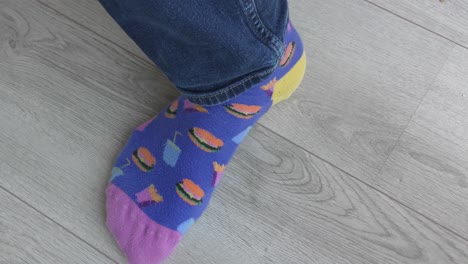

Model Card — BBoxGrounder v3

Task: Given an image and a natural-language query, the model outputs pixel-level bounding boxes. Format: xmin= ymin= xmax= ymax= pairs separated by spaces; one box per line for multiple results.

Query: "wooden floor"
xmin=1 ymin=0 xmax=467 ymax=263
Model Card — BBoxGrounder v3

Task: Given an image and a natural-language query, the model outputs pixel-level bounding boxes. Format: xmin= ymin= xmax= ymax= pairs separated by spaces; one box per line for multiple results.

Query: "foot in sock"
xmin=106 ymin=23 xmax=306 ymax=264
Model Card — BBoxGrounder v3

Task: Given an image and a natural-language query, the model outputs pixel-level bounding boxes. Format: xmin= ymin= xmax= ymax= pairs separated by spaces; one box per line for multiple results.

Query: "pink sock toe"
xmin=106 ymin=184 xmax=182 ymax=264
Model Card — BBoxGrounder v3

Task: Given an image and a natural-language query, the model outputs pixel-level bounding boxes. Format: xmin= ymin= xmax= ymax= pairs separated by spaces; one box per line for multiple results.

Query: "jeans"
xmin=99 ymin=0 xmax=289 ymax=105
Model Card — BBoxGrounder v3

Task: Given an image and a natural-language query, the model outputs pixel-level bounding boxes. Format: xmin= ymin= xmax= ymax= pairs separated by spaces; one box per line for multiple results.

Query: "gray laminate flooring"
xmin=1 ymin=0 xmax=467 ymax=263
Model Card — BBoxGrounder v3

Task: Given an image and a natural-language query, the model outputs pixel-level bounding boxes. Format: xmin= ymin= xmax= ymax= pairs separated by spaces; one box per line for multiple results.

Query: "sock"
xmin=106 ymin=23 xmax=306 ymax=264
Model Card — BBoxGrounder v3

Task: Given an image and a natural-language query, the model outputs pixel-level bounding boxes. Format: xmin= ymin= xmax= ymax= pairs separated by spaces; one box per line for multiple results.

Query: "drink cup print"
xmin=164 ymin=131 xmax=182 ymax=167
xmin=110 ymin=158 xmax=131 ymax=182
xmin=232 ymin=126 xmax=252 ymax=144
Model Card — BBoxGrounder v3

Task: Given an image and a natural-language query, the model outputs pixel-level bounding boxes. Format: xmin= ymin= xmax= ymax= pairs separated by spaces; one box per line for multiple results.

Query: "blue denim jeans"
xmin=99 ymin=0 xmax=289 ymax=105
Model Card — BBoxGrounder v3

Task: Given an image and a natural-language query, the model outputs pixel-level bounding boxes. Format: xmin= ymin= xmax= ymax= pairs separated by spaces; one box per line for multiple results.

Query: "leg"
xmin=99 ymin=0 xmax=289 ymax=104
xmin=100 ymin=1 xmax=306 ymax=263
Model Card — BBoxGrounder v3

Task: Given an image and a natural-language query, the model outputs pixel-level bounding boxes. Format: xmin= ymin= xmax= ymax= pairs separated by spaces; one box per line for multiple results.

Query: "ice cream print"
xmin=183 ymin=99 xmax=208 ymax=113
xmin=110 ymin=158 xmax=131 ymax=182
xmin=212 ymin=162 xmax=226 ymax=187
xmin=132 ymin=147 xmax=156 ymax=172
xmin=165 ymin=100 xmax=179 ymax=119
xmin=188 ymin=127 xmax=224 ymax=153
xmin=176 ymin=179 xmax=205 ymax=206
xmin=225 ymin=103 xmax=262 ymax=119
xmin=163 ymin=131 xmax=182 ymax=167
xmin=136 ymin=184 xmax=163 ymax=208
xmin=261 ymin=78 xmax=277 ymax=97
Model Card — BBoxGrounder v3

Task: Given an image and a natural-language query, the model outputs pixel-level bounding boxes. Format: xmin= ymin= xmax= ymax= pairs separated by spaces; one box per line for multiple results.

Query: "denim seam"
xmin=188 ymin=67 xmax=275 ymax=99
xmin=238 ymin=0 xmax=284 ymax=58
xmin=180 ymin=0 xmax=288 ymax=105
xmin=183 ymin=0 xmax=288 ymax=105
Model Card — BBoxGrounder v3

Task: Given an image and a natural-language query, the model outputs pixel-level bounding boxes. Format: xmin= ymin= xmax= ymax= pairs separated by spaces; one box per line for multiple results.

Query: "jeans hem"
xmin=181 ymin=66 xmax=276 ymax=106
xmin=182 ymin=0 xmax=286 ymax=106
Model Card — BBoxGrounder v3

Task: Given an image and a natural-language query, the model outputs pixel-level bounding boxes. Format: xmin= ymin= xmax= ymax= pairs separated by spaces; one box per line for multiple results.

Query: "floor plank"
xmin=0 ymin=1 xmax=177 ymax=261
xmin=35 ymin=0 xmax=147 ymax=59
xmin=367 ymin=0 xmax=468 ymax=48
xmin=376 ymin=46 xmax=468 ymax=239
xmin=2 ymin=70 xmax=467 ymax=262
xmin=1 ymin=0 xmax=177 ymax=113
xmin=0 ymin=188 xmax=115 ymax=264
xmin=167 ymin=126 xmax=468 ymax=263
xmin=1 ymin=0 xmax=468 ymax=263
xmin=258 ymin=0 xmax=454 ymax=181
xmin=0 ymin=85 xmax=129 ymax=262
xmin=32 ymin=0 xmax=459 ymax=184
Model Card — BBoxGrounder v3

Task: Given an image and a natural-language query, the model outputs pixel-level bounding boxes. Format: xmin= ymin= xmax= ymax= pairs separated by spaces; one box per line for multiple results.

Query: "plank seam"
xmin=375 ymin=44 xmax=456 ymax=177
xmin=257 ymin=122 xmax=468 ymax=244
xmin=0 ymin=185 xmax=119 ymax=264
xmin=26 ymin=0 xmax=468 ymax=252
xmin=33 ymin=0 xmax=153 ymax=66
xmin=363 ymin=0 xmax=468 ymax=52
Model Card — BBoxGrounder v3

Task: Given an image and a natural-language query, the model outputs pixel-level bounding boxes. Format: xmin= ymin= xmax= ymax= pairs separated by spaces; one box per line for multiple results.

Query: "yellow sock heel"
xmin=271 ymin=52 xmax=307 ymax=105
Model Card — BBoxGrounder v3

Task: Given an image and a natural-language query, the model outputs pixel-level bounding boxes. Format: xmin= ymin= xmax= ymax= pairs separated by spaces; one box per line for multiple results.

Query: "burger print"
xmin=176 ymin=179 xmax=205 ymax=206
xmin=165 ymin=100 xmax=179 ymax=119
xmin=183 ymin=99 xmax=208 ymax=113
xmin=225 ymin=103 xmax=262 ymax=119
xmin=188 ymin=127 xmax=224 ymax=153
xmin=280 ymin=42 xmax=296 ymax=67
xmin=132 ymin=147 xmax=156 ymax=172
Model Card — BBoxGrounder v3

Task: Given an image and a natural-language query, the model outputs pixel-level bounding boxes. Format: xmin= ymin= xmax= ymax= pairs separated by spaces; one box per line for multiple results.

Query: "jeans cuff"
xmin=181 ymin=66 xmax=276 ymax=106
